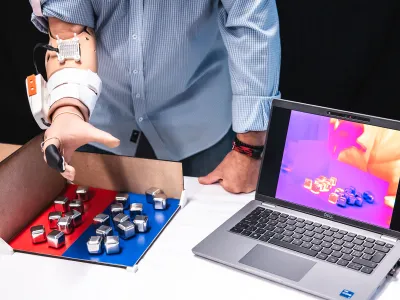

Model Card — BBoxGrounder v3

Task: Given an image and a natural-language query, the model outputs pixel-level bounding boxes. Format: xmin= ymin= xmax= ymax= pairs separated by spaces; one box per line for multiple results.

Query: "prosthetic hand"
xmin=42 ymin=105 xmax=119 ymax=181
xmin=27 ymin=17 xmax=120 ymax=180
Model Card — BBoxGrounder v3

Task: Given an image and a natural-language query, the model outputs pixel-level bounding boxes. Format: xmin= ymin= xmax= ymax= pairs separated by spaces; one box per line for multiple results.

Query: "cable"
xmin=33 ymin=43 xmax=59 ymax=76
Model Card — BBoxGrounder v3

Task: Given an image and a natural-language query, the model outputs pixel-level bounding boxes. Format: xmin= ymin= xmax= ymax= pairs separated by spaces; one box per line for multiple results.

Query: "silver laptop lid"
xmin=256 ymin=98 xmax=400 ymax=239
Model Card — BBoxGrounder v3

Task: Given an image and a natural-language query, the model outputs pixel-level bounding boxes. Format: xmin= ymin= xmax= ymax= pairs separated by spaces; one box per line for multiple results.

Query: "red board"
xmin=10 ymin=184 xmax=117 ymax=256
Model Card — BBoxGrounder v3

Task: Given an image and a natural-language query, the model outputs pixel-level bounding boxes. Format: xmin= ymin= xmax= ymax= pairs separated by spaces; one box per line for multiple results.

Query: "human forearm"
xmin=237 ymin=131 xmax=266 ymax=146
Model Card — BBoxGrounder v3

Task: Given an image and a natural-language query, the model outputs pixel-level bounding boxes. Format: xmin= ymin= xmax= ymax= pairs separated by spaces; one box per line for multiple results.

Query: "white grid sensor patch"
xmin=56 ymin=33 xmax=81 ymax=63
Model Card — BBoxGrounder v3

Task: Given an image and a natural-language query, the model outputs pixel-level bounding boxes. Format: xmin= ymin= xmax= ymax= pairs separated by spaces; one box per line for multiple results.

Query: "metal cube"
xmin=54 ymin=196 xmax=69 ymax=212
xmin=133 ymin=215 xmax=149 ymax=233
xmin=104 ymin=236 xmax=120 ymax=254
xmin=355 ymin=196 xmax=363 ymax=207
xmin=76 ymin=186 xmax=89 ymax=202
xmin=48 ymin=211 xmax=63 ymax=229
xmin=129 ymin=203 xmax=143 ymax=219
xmin=47 ymin=230 xmax=65 ymax=248
xmin=93 ymin=213 xmax=110 ymax=227
xmin=30 ymin=225 xmax=47 ymax=244
xmin=117 ymin=220 xmax=136 ymax=240
xmin=145 ymin=187 xmax=163 ymax=204
xmin=337 ymin=196 xmax=347 ymax=208
xmin=115 ymin=192 xmax=129 ymax=209
xmin=110 ymin=203 xmax=124 ymax=218
xmin=57 ymin=216 xmax=74 ymax=235
xmin=96 ymin=225 xmax=113 ymax=238
xmin=113 ymin=213 xmax=130 ymax=227
xmin=363 ymin=191 xmax=375 ymax=204
xmin=87 ymin=236 xmax=103 ymax=254
xmin=154 ymin=192 xmax=167 ymax=210
xmin=65 ymin=210 xmax=83 ymax=227
xmin=69 ymin=200 xmax=83 ymax=214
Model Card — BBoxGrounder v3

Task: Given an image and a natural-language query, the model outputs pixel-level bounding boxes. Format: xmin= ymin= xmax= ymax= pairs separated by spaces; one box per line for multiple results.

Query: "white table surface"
xmin=1 ymin=177 xmax=399 ymax=300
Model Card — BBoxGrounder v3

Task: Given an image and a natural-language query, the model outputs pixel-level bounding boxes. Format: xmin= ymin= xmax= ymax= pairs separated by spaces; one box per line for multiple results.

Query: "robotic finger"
xmin=44 ymin=144 xmax=66 ymax=173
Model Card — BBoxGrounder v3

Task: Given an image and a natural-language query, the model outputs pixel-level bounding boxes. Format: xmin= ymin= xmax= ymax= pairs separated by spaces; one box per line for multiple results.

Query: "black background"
xmin=3 ymin=1 xmax=400 ymax=145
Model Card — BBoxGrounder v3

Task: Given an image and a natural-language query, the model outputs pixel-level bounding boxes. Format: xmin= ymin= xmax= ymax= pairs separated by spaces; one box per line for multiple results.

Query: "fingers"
xmin=89 ymin=126 xmax=120 ymax=148
xmin=198 ymin=170 xmax=223 ymax=185
xmin=61 ymin=164 xmax=76 ymax=181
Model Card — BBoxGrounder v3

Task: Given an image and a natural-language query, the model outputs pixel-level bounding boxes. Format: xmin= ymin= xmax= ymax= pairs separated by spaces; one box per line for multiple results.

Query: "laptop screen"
xmin=258 ymin=104 xmax=400 ymax=232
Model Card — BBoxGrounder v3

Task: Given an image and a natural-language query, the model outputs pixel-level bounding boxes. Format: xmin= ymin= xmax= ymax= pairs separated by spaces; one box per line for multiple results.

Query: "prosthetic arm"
xmin=26 ymin=17 xmax=100 ymax=173
xmin=26 ymin=18 xmax=100 ymax=129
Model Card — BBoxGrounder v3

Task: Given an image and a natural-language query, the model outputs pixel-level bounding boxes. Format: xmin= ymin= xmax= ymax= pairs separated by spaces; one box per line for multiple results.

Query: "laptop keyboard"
xmin=230 ymin=207 xmax=394 ymax=275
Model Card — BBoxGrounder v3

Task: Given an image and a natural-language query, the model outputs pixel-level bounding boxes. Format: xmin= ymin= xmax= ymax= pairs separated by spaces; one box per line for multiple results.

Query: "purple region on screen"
xmin=275 ymin=111 xmax=393 ymax=229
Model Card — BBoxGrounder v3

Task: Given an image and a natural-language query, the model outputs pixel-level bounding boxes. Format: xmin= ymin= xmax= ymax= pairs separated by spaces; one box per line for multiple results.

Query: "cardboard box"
xmin=0 ymin=134 xmax=185 ymax=269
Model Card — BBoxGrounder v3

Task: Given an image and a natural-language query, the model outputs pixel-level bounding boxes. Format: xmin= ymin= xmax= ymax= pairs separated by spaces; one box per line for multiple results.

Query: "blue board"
xmin=62 ymin=193 xmax=180 ymax=268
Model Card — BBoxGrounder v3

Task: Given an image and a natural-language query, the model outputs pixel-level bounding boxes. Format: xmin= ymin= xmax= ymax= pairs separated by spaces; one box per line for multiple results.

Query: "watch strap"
xmin=232 ymin=137 xmax=264 ymax=159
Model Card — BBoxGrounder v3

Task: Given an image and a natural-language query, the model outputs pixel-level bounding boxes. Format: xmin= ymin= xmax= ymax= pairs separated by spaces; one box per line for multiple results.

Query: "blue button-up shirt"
xmin=31 ymin=0 xmax=281 ymax=161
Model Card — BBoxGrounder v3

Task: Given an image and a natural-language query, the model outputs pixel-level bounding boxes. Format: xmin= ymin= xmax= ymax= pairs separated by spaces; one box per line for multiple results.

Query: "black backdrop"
xmin=3 ymin=1 xmax=400 ymax=145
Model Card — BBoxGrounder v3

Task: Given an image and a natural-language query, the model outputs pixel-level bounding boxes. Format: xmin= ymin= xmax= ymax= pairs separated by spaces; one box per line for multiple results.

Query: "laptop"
xmin=192 ymin=99 xmax=400 ymax=300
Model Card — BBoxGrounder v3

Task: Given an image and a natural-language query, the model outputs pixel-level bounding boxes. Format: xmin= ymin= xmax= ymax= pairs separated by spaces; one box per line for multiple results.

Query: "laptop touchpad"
xmin=239 ymin=244 xmax=316 ymax=282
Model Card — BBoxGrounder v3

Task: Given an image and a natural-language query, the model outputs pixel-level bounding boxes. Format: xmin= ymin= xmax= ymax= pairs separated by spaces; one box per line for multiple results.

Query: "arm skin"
xmin=45 ymin=17 xmax=98 ymax=122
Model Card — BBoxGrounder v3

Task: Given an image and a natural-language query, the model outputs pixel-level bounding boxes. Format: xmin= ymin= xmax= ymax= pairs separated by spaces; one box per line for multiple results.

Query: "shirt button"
xmin=138 ymin=117 xmax=143 ymax=122
xmin=133 ymin=69 xmax=138 ymax=74
xmin=132 ymin=34 xmax=138 ymax=39
xmin=135 ymin=93 xmax=141 ymax=98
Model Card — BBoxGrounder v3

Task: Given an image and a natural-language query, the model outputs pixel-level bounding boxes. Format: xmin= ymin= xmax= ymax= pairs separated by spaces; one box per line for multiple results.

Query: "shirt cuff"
xmin=232 ymin=94 xmax=280 ymax=133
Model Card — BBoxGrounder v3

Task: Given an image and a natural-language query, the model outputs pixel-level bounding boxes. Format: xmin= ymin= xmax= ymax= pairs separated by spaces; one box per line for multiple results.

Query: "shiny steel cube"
xmin=355 ymin=196 xmax=363 ymax=207
xmin=115 ymin=192 xmax=129 ymax=209
xmin=337 ymin=196 xmax=347 ymax=208
xmin=154 ymin=193 xmax=167 ymax=210
xmin=334 ymin=187 xmax=344 ymax=194
xmin=328 ymin=193 xmax=339 ymax=204
xmin=104 ymin=236 xmax=120 ymax=254
xmin=96 ymin=225 xmax=113 ymax=238
xmin=113 ymin=213 xmax=129 ymax=226
xmin=87 ymin=236 xmax=103 ymax=254
xmin=145 ymin=187 xmax=163 ymax=204
xmin=129 ymin=203 xmax=143 ymax=219
xmin=363 ymin=191 xmax=375 ymax=204
xmin=47 ymin=230 xmax=65 ymax=248
xmin=69 ymin=200 xmax=83 ymax=214
xmin=76 ymin=186 xmax=89 ymax=202
xmin=57 ymin=216 xmax=74 ymax=235
xmin=310 ymin=182 xmax=322 ymax=194
xmin=30 ymin=225 xmax=47 ymax=244
xmin=133 ymin=215 xmax=148 ymax=233
xmin=93 ymin=213 xmax=110 ymax=227
xmin=54 ymin=196 xmax=69 ymax=213
xmin=117 ymin=220 xmax=136 ymax=240
xmin=48 ymin=211 xmax=63 ymax=229
xmin=347 ymin=195 xmax=356 ymax=206
xmin=110 ymin=203 xmax=124 ymax=218
xmin=347 ymin=186 xmax=356 ymax=195
xmin=303 ymin=178 xmax=312 ymax=189
xmin=65 ymin=210 xmax=83 ymax=227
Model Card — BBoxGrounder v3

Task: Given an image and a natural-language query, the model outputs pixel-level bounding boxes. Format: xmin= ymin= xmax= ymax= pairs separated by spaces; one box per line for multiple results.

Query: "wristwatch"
xmin=232 ymin=136 xmax=264 ymax=159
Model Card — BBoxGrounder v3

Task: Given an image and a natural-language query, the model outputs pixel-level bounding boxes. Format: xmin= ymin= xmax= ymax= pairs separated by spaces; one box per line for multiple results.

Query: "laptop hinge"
xmin=261 ymin=202 xmax=276 ymax=209
xmin=380 ymin=235 xmax=398 ymax=243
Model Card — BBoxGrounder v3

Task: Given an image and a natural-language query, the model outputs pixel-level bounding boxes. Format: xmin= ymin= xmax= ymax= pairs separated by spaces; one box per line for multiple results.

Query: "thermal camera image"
xmin=275 ymin=111 xmax=399 ymax=228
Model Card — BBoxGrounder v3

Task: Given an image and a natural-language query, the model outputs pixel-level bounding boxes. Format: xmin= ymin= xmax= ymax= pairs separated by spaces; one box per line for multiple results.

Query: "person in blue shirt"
xmin=32 ymin=0 xmax=281 ymax=194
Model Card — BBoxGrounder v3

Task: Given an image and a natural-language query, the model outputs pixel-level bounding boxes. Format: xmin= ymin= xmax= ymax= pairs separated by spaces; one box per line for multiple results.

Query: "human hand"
xmin=42 ymin=106 xmax=120 ymax=181
xmin=198 ymin=150 xmax=261 ymax=193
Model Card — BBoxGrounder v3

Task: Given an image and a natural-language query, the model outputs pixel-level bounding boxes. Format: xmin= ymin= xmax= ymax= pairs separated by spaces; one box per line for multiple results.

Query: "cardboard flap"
xmin=0 ymin=134 xmax=66 ymax=242
xmin=71 ymin=152 xmax=183 ymax=200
